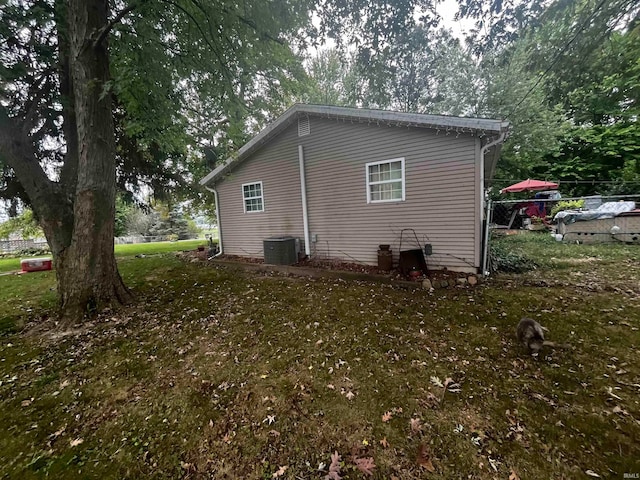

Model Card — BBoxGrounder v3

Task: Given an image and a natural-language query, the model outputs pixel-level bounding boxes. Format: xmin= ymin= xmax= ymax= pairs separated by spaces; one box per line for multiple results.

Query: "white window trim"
xmin=242 ymin=181 xmax=264 ymax=213
xmin=365 ymin=157 xmax=406 ymax=204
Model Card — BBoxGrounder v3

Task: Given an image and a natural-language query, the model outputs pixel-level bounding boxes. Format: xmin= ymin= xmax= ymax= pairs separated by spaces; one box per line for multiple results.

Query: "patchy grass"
xmin=0 ymin=240 xmax=639 ymax=479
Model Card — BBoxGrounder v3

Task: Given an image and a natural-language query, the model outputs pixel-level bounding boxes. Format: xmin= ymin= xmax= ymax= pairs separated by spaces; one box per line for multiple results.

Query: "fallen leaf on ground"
xmin=410 ymin=417 xmax=422 ymax=433
xmin=380 ymin=437 xmax=389 ymax=448
xmin=354 ymin=457 xmax=376 ymax=476
xmin=50 ymin=426 xmax=66 ymax=439
xmin=606 ymin=387 xmax=622 ymax=400
xmin=509 ymin=469 xmax=521 ymax=480
xmin=422 ymin=392 xmax=440 ymax=408
xmin=444 ymin=377 xmax=461 ymax=393
xmin=70 ymin=438 xmax=83 ymax=447
xmin=612 ymin=405 xmax=629 ymax=415
xmin=416 ymin=444 xmax=435 ymax=472
xmin=585 ymin=470 xmax=601 ymax=478
xmin=382 ymin=411 xmax=392 ymax=422
xmin=272 ymin=465 xmax=288 ymax=478
xmin=326 ymin=451 xmax=341 ymax=480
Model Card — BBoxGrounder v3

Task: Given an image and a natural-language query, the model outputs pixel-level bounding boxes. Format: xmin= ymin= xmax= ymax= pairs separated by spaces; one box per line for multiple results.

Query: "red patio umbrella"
xmin=500 ymin=179 xmax=559 ymax=194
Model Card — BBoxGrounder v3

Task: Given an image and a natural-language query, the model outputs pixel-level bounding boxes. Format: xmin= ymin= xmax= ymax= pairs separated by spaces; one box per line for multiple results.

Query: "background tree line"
xmin=301 ymin=0 xmax=640 ymax=197
xmin=1 ymin=200 xmax=203 ymax=241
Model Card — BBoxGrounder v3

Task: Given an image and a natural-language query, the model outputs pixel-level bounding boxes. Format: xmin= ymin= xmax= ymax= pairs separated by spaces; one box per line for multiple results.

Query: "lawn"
xmin=114 ymin=239 xmax=204 ymax=256
xmin=0 ymin=235 xmax=638 ymax=479
xmin=0 ymin=239 xmax=204 ymax=273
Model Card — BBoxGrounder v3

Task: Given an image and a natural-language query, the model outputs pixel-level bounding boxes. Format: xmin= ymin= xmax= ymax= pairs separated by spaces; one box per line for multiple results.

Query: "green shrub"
xmin=15 ymin=247 xmax=51 ymax=257
xmin=489 ymin=242 xmax=538 ymax=273
xmin=550 ymin=199 xmax=585 ymax=217
xmin=0 ymin=248 xmax=51 ymax=259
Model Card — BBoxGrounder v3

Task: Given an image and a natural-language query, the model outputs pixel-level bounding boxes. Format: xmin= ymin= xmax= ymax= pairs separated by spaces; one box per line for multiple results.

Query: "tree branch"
xmin=188 ymin=0 xmax=284 ymax=45
xmin=159 ymin=0 xmax=235 ymax=90
xmin=20 ymin=75 xmax=53 ymax=137
xmin=234 ymin=13 xmax=284 ymax=45
xmin=0 ymin=107 xmax=55 ymax=207
xmin=55 ymin=0 xmax=79 ymax=197
xmin=93 ymin=0 xmax=148 ymax=48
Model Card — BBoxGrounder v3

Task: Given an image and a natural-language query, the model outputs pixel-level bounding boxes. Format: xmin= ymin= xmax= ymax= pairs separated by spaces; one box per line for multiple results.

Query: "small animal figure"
xmin=516 ymin=317 xmax=570 ymax=354
xmin=517 ymin=317 xmax=546 ymax=353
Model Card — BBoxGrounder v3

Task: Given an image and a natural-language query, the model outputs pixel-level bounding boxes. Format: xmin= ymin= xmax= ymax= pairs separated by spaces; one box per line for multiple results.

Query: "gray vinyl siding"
xmin=301 ymin=118 xmax=478 ymax=270
xmin=215 ymin=116 xmax=481 ymax=271
xmin=215 ymin=125 xmax=304 ymax=257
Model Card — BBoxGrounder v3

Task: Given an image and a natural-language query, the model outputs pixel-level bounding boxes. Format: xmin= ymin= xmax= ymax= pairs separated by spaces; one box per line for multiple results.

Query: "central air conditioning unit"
xmin=263 ymin=236 xmax=299 ymax=265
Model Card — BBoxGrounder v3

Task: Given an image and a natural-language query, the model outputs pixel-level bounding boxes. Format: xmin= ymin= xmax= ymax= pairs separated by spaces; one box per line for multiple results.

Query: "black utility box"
xmin=263 ymin=236 xmax=298 ymax=265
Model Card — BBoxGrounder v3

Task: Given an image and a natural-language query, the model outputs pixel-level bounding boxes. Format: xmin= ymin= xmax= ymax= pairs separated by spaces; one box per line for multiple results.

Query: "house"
xmin=200 ymin=104 xmax=509 ymax=273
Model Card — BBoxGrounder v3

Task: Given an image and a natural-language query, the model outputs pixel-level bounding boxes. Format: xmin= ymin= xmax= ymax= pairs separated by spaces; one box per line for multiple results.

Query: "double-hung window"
xmin=242 ymin=182 xmax=264 ymax=212
xmin=366 ymin=158 xmax=405 ymax=203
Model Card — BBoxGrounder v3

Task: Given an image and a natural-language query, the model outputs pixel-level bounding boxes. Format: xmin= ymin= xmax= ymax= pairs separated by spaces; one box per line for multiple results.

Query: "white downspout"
xmin=479 ymin=131 xmax=507 ymax=276
xmin=204 ymin=185 xmax=223 ymax=258
xmin=298 ymin=145 xmax=311 ymax=257
xmin=479 ymin=131 xmax=507 ymax=211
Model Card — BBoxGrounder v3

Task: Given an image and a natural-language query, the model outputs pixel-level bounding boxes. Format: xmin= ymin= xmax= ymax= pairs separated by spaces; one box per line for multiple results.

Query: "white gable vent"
xmin=298 ymin=116 xmax=310 ymax=137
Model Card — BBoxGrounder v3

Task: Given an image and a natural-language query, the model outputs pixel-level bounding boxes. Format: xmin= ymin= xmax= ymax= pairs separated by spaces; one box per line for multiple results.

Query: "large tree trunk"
xmin=54 ymin=0 xmax=132 ymax=321
xmin=0 ymin=0 xmax=132 ymax=324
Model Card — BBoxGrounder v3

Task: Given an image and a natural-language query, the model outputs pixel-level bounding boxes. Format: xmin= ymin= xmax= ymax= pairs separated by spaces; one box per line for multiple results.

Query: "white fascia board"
xmin=301 ymin=104 xmax=509 ymax=133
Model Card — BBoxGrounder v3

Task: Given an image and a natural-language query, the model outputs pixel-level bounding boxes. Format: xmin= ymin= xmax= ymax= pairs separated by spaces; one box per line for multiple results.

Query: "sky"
xmin=0 ymin=206 xmax=8 ymax=223
xmin=437 ymin=0 xmax=475 ymax=39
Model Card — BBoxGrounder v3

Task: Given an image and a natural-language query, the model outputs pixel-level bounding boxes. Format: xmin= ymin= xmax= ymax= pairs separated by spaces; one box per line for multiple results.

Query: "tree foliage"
xmin=452 ymin=0 xmax=638 ymax=194
xmin=521 ymin=3 xmax=640 ymax=194
xmin=302 ymin=0 xmax=639 ymax=195
xmin=0 ymin=209 xmax=43 ymax=240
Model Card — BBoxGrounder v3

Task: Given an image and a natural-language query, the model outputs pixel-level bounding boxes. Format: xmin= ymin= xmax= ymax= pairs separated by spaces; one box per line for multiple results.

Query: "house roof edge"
xmin=200 ymin=104 xmax=509 ymax=186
